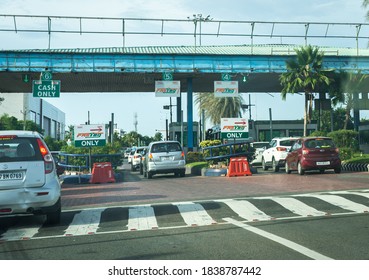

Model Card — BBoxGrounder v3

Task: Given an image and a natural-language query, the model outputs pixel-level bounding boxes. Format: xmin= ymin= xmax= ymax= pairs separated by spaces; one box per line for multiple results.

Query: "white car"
xmin=250 ymin=141 xmax=269 ymax=166
xmin=0 ymin=130 xmax=61 ymax=224
xmin=143 ymin=141 xmax=186 ymax=179
xmin=261 ymin=137 xmax=299 ymax=172
xmin=130 ymin=146 xmax=147 ymax=171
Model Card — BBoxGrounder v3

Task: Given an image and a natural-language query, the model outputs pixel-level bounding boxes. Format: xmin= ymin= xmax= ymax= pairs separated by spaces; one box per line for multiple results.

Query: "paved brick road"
xmin=61 ymin=166 xmax=369 ymax=210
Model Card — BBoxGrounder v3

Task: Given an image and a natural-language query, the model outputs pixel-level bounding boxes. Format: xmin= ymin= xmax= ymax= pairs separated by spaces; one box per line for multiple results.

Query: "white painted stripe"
xmin=1 ymin=224 xmax=41 ymax=241
xmin=304 ymin=194 xmax=369 ymax=213
xmin=217 ymin=199 xmax=271 ymax=221
xmin=64 ymin=208 xmax=105 ymax=236
xmin=271 ymin=197 xmax=326 ymax=216
xmin=174 ymin=202 xmax=216 ymax=226
xmin=334 ymin=191 xmax=369 ymax=200
xmin=128 ymin=206 xmax=158 ymax=230
xmin=224 ymin=217 xmax=333 ymax=260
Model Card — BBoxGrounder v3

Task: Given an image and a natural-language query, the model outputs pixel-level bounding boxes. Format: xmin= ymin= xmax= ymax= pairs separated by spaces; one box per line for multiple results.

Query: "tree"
xmin=195 ymin=92 xmax=245 ymax=125
xmin=279 ymin=45 xmax=331 ymax=136
xmin=328 ymin=71 xmax=368 ymax=130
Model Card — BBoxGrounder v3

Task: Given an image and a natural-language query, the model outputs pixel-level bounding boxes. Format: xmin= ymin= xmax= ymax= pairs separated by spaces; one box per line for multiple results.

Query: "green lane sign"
xmin=220 ymin=118 xmax=249 ymax=140
xmin=74 ymin=124 xmax=106 ymax=148
xmin=32 ymin=80 xmax=61 ymax=98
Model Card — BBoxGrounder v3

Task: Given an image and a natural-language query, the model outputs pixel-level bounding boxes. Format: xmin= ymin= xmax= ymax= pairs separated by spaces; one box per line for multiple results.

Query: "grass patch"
xmin=186 ymin=161 xmax=208 ymax=169
xmin=343 ymin=154 xmax=369 ymax=164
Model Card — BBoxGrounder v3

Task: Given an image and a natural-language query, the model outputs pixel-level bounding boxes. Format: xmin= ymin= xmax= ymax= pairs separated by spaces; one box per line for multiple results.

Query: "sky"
xmin=1 ymin=0 xmax=369 ymax=136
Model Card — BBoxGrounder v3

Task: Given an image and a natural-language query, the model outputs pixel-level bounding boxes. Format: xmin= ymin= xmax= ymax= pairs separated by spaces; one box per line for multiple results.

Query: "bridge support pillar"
xmin=187 ymin=77 xmax=193 ymax=151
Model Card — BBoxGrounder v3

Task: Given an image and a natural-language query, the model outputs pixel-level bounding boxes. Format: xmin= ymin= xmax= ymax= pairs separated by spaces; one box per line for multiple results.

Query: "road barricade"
xmin=89 ymin=162 xmax=116 ymax=183
xmin=227 ymin=157 xmax=252 ymax=177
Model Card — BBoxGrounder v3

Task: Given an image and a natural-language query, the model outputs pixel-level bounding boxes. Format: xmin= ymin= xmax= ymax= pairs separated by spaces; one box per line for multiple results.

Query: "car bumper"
xmin=301 ymin=158 xmax=341 ymax=170
xmin=147 ymin=160 xmax=186 ymax=173
xmin=0 ymin=181 xmax=61 ymax=215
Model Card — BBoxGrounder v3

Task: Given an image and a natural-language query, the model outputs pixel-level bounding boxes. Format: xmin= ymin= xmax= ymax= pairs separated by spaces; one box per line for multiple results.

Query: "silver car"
xmin=143 ymin=141 xmax=186 ymax=179
xmin=0 ymin=130 xmax=61 ymax=224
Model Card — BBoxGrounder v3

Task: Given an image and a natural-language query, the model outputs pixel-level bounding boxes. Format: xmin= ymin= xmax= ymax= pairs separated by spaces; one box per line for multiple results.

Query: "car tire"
xmin=148 ymin=172 xmax=153 ymax=179
xmin=262 ymin=158 xmax=268 ymax=171
xmin=45 ymin=199 xmax=61 ymax=225
xmin=272 ymin=158 xmax=279 ymax=172
xmin=139 ymin=164 xmax=143 ymax=175
xmin=334 ymin=167 xmax=341 ymax=174
xmin=297 ymin=162 xmax=305 ymax=175
xmin=285 ymin=162 xmax=291 ymax=174
xmin=180 ymin=170 xmax=185 ymax=177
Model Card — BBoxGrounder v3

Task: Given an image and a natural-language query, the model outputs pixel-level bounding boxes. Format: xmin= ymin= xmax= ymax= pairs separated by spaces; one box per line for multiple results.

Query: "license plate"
xmin=0 ymin=172 xmax=23 ymax=180
xmin=161 ymin=156 xmax=171 ymax=161
xmin=316 ymin=161 xmax=330 ymax=166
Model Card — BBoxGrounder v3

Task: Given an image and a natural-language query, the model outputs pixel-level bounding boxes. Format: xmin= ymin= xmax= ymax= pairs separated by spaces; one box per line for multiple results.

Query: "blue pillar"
xmin=187 ymin=77 xmax=193 ymax=151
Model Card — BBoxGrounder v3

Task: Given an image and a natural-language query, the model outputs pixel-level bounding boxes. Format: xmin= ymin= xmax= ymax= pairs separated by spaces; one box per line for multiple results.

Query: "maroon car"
xmin=285 ymin=137 xmax=341 ymax=175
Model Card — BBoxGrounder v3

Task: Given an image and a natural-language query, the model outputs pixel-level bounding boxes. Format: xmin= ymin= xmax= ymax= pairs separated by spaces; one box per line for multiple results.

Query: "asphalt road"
xmin=1 ymin=164 xmax=369 ymax=261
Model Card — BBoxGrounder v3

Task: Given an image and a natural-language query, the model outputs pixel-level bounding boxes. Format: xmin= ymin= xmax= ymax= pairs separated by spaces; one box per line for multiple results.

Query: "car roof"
xmin=0 ymin=130 xmax=42 ymax=138
xmin=149 ymin=141 xmax=181 ymax=145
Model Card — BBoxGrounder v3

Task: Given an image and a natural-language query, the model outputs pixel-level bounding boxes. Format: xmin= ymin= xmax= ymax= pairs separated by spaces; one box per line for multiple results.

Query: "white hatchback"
xmin=0 ymin=131 xmax=61 ymax=224
xmin=261 ymin=137 xmax=299 ymax=172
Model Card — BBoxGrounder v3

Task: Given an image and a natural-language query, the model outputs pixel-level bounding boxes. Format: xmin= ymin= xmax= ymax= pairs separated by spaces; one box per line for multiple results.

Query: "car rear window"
xmin=0 ymin=136 xmax=42 ymax=162
xmin=280 ymin=140 xmax=297 ymax=147
xmin=151 ymin=143 xmax=182 ymax=153
xmin=305 ymin=139 xmax=335 ymax=149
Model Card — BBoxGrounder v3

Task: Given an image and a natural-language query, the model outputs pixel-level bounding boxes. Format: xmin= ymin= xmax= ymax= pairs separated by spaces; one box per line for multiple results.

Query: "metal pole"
xmin=269 ymin=108 xmax=273 ymax=140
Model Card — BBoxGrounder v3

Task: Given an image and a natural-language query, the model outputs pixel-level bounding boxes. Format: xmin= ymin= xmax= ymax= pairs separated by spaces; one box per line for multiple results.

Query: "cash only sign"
xmin=74 ymin=125 xmax=106 ymax=148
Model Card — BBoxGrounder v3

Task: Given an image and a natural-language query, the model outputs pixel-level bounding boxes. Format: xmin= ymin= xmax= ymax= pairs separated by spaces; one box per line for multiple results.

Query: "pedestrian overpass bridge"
xmin=1 ymin=44 xmax=369 ymax=149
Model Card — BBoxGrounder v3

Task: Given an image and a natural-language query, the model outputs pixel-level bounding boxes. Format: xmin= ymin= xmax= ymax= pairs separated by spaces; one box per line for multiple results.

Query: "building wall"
xmin=0 ymin=93 xmax=65 ymax=140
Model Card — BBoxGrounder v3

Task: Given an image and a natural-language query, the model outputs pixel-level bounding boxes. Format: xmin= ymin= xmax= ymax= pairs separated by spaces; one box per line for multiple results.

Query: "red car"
xmin=285 ymin=137 xmax=341 ymax=175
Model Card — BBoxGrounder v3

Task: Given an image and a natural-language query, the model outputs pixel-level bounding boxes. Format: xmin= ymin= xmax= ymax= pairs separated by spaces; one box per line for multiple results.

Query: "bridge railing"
xmin=57 ymin=152 xmax=123 ymax=172
xmin=201 ymin=141 xmax=255 ymax=164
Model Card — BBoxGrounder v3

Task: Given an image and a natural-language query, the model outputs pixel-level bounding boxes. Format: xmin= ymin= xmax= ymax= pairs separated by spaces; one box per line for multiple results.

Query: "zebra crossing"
xmin=1 ymin=189 xmax=369 ymax=242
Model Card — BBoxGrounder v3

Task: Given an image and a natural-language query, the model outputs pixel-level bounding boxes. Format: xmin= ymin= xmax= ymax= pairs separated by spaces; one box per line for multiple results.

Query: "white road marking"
xmin=174 ymin=202 xmax=216 ymax=226
xmin=301 ymin=194 xmax=369 ymax=213
xmin=128 ymin=205 xmax=158 ymax=230
xmin=216 ymin=199 xmax=271 ymax=221
xmin=224 ymin=217 xmax=333 ymax=260
xmin=64 ymin=208 xmax=105 ymax=236
xmin=271 ymin=197 xmax=327 ymax=216
xmin=0 ymin=224 xmax=41 ymax=241
xmin=334 ymin=191 xmax=369 ymax=200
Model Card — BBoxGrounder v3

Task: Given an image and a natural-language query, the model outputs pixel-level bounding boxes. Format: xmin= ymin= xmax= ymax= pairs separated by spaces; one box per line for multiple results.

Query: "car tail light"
xmin=37 ymin=138 xmax=54 ymax=174
xmin=148 ymin=153 xmax=153 ymax=161
xmin=276 ymin=147 xmax=287 ymax=152
xmin=302 ymin=149 xmax=309 ymax=155
xmin=181 ymin=151 xmax=185 ymax=158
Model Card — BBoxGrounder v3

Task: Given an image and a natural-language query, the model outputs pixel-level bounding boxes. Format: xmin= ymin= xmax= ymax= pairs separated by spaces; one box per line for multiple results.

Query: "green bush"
xmin=186 ymin=152 xmax=204 ymax=163
xmin=327 ymin=130 xmax=359 ymax=150
xmin=338 ymin=147 xmax=354 ymax=161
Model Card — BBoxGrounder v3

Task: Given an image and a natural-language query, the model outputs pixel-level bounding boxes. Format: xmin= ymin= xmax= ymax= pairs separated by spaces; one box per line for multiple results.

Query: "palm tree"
xmin=195 ymin=92 xmax=245 ymax=125
xmin=279 ymin=45 xmax=331 ymax=136
xmin=329 ymin=70 xmax=368 ymax=130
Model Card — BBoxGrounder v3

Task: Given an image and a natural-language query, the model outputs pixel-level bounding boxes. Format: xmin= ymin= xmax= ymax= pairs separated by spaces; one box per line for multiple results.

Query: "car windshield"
xmin=306 ymin=139 xmax=335 ymax=149
xmin=151 ymin=143 xmax=182 ymax=153
xmin=0 ymin=137 xmax=41 ymax=162
xmin=253 ymin=143 xmax=267 ymax=149
xmin=280 ymin=140 xmax=297 ymax=147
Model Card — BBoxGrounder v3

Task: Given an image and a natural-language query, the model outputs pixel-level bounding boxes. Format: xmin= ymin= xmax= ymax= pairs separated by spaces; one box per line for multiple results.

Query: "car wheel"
xmin=297 ymin=162 xmax=305 ymax=175
xmin=262 ymin=158 xmax=268 ymax=171
xmin=272 ymin=158 xmax=279 ymax=172
xmin=334 ymin=167 xmax=341 ymax=174
xmin=45 ymin=199 xmax=61 ymax=225
xmin=180 ymin=170 xmax=185 ymax=177
xmin=148 ymin=172 xmax=153 ymax=179
xmin=285 ymin=162 xmax=291 ymax=174
xmin=139 ymin=164 xmax=143 ymax=175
